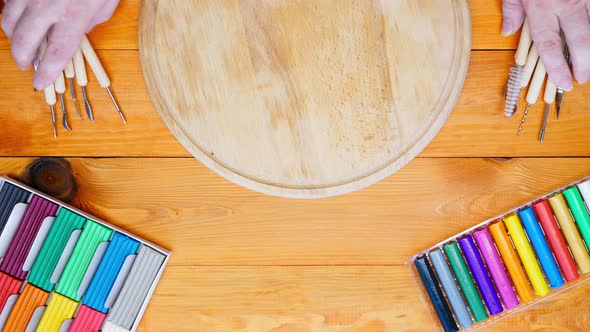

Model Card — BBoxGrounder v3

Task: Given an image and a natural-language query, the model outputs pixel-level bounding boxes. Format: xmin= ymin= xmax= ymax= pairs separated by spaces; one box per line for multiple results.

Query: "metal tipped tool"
xmin=106 ymin=87 xmax=126 ymax=124
xmin=68 ymin=77 xmax=82 ymax=119
xmin=517 ymin=104 xmax=532 ymax=136
xmin=539 ymin=78 xmax=557 ymax=142
xmin=80 ymin=35 xmax=126 ymax=124
xmin=64 ymin=60 xmax=82 ymax=119
xmin=539 ymin=103 xmax=550 ymax=142
xmin=517 ymin=46 xmax=546 ymax=136
xmin=81 ymin=86 xmax=94 ymax=123
xmin=54 ymin=72 xmax=71 ymax=132
xmin=59 ymin=94 xmax=72 ymax=132
xmin=555 ymin=45 xmax=570 ymax=120
xmin=49 ymin=105 xmax=57 ymax=138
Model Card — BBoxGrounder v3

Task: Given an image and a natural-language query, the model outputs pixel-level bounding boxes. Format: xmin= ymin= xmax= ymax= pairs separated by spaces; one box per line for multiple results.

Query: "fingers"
xmin=502 ymin=0 xmax=526 ymax=36
xmin=34 ymin=18 xmax=87 ymax=90
xmin=525 ymin=1 xmax=573 ymax=90
xmin=1 ymin=0 xmax=29 ymax=38
xmin=10 ymin=2 xmax=64 ymax=70
xmin=559 ymin=3 xmax=590 ymax=84
xmin=86 ymin=0 xmax=120 ymax=32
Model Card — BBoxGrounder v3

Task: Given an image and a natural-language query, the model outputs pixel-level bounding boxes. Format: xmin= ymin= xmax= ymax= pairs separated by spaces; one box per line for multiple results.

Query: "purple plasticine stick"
xmin=0 ymin=195 xmax=59 ymax=280
xmin=458 ymin=235 xmax=503 ymax=315
xmin=473 ymin=228 xmax=519 ymax=309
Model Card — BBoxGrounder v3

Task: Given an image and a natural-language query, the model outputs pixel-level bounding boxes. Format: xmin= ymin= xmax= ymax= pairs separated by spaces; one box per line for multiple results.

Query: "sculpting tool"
xmin=54 ymin=71 xmax=72 ymax=132
xmin=517 ymin=56 xmax=546 ymax=136
xmin=555 ymin=45 xmax=570 ymax=119
xmin=73 ymin=48 xmax=94 ymax=123
xmin=34 ymin=41 xmax=58 ymax=138
xmin=80 ymin=35 xmax=126 ymax=123
xmin=539 ymin=77 xmax=557 ymax=142
xmin=505 ymin=19 xmax=532 ymax=117
xmin=64 ymin=59 xmax=82 ymax=119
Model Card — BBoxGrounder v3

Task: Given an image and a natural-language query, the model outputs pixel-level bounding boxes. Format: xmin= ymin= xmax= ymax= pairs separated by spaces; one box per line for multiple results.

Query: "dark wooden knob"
xmin=21 ymin=158 xmax=78 ymax=203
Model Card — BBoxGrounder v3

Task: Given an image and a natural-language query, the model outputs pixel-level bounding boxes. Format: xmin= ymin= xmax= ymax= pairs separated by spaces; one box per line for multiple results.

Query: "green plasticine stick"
xmin=28 ymin=209 xmax=85 ymax=291
xmin=563 ymin=187 xmax=590 ymax=249
xmin=55 ymin=220 xmax=113 ymax=300
xmin=444 ymin=242 xmax=489 ymax=322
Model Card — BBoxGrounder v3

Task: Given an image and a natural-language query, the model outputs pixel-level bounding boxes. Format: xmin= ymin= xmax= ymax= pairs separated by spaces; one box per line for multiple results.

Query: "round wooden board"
xmin=139 ymin=0 xmax=471 ymax=198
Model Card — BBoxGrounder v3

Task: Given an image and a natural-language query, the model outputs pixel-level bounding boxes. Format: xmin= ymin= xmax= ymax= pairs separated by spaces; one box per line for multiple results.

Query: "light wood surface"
xmin=1 ymin=0 xmax=590 ymax=330
xmin=139 ymin=0 xmax=471 ymax=198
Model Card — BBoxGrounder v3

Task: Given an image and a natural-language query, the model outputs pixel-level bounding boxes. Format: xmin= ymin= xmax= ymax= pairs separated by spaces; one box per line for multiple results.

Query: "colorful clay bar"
xmin=411 ymin=176 xmax=590 ymax=331
xmin=0 ymin=177 xmax=169 ymax=332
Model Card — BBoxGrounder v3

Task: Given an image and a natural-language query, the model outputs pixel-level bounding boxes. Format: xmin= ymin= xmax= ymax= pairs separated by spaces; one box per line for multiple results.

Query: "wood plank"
xmin=140 ymin=265 xmax=590 ymax=331
xmin=1 ymin=50 xmax=590 ymax=157
xmin=0 ymin=1 xmax=517 ymax=51
xmin=2 ymin=157 xmax=590 ymax=266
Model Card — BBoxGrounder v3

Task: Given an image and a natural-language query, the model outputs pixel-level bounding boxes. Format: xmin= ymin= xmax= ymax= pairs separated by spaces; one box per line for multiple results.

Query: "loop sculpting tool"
xmin=65 ymin=59 xmax=82 ymax=120
xmin=74 ymin=48 xmax=94 ymax=123
xmin=54 ymin=71 xmax=72 ymax=132
xmin=80 ymin=35 xmax=126 ymax=124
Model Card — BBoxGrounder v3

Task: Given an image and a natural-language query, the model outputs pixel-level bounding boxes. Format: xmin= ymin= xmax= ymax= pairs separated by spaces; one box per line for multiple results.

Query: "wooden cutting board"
xmin=139 ymin=0 xmax=471 ymax=198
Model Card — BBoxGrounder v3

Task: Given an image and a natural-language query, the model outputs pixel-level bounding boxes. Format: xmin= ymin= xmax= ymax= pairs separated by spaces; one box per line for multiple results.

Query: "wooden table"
xmin=1 ymin=1 xmax=590 ymax=331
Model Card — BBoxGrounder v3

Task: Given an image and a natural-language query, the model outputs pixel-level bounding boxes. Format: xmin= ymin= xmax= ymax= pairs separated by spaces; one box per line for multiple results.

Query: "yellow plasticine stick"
xmin=504 ymin=215 xmax=550 ymax=296
xmin=549 ymin=194 xmax=590 ymax=274
xmin=36 ymin=293 xmax=78 ymax=332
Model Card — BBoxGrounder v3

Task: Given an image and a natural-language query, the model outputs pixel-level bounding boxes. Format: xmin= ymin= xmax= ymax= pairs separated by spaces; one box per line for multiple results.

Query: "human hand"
xmin=502 ymin=0 xmax=590 ymax=91
xmin=1 ymin=0 xmax=120 ymax=90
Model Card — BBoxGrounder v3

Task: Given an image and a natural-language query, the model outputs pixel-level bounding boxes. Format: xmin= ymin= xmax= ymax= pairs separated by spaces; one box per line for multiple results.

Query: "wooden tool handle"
xmin=544 ymin=78 xmax=557 ymax=104
xmin=65 ymin=60 xmax=75 ymax=78
xmin=54 ymin=71 xmax=66 ymax=94
xmin=80 ymin=35 xmax=110 ymax=88
xmin=37 ymin=39 xmax=56 ymax=105
xmin=515 ymin=19 xmax=532 ymax=66
xmin=520 ymin=44 xmax=539 ymax=88
xmin=73 ymin=48 xmax=88 ymax=86
xmin=526 ymin=60 xmax=546 ymax=105
xmin=44 ymin=83 xmax=57 ymax=106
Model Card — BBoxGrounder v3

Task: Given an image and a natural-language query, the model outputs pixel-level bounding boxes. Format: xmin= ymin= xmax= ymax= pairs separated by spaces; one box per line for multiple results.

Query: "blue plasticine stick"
xmin=430 ymin=249 xmax=473 ymax=329
xmin=519 ymin=207 xmax=564 ymax=288
xmin=414 ymin=256 xmax=458 ymax=332
xmin=458 ymin=235 xmax=503 ymax=315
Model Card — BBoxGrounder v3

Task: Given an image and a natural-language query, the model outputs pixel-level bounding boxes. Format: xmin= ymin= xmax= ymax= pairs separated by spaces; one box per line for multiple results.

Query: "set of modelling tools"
xmin=504 ymin=20 xmax=570 ymax=142
xmin=35 ymin=35 xmax=126 ymax=138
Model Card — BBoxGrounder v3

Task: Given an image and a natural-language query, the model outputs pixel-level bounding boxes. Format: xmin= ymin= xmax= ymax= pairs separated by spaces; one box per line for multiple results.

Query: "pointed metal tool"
xmin=34 ymin=41 xmax=58 ymax=138
xmin=517 ymin=46 xmax=546 ymax=136
xmin=54 ymin=71 xmax=72 ymax=132
xmin=73 ymin=48 xmax=94 ymax=123
xmin=80 ymin=35 xmax=126 ymax=124
xmin=65 ymin=59 xmax=82 ymax=119
xmin=539 ymin=78 xmax=557 ymax=142
xmin=555 ymin=45 xmax=570 ymax=120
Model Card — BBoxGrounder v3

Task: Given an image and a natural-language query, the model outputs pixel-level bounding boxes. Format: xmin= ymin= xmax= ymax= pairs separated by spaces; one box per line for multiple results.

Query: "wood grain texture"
xmin=2 ymin=50 xmax=590 ymax=157
xmin=2 ymin=157 xmax=590 ymax=266
xmin=139 ymin=0 xmax=471 ymax=198
xmin=3 ymin=157 xmax=590 ymax=330
xmin=141 ymin=266 xmax=590 ymax=332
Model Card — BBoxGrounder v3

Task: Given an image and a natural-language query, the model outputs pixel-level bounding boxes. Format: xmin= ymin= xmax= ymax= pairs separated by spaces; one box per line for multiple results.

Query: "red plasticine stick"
xmin=533 ymin=200 xmax=579 ymax=281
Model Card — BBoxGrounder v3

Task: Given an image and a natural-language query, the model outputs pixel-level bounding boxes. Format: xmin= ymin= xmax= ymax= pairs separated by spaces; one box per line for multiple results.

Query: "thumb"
xmin=502 ymin=0 xmax=526 ymax=36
